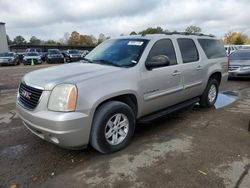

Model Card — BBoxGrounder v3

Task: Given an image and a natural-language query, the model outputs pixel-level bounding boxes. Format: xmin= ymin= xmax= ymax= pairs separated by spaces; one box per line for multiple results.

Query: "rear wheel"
xmin=200 ymin=78 xmax=219 ymax=107
xmin=90 ymin=101 xmax=135 ymax=153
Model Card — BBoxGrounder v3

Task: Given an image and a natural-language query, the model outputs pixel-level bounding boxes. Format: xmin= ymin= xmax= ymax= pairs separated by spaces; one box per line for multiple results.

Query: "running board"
xmin=138 ymin=97 xmax=200 ymax=123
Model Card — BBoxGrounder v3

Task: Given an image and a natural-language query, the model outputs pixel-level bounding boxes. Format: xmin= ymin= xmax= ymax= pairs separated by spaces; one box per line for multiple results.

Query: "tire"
xmin=90 ymin=101 xmax=135 ymax=154
xmin=200 ymin=78 xmax=219 ymax=107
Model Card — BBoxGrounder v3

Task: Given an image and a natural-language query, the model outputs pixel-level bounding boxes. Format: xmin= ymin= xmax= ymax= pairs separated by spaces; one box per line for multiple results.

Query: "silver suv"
xmin=16 ymin=33 xmax=228 ymax=153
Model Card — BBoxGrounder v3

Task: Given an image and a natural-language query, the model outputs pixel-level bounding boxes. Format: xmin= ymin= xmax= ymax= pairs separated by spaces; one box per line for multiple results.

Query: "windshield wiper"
xmin=93 ymin=59 xmax=120 ymax=67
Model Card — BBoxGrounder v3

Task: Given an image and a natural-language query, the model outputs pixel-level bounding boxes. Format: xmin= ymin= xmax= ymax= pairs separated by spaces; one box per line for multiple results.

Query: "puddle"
xmin=215 ymin=91 xmax=239 ymax=109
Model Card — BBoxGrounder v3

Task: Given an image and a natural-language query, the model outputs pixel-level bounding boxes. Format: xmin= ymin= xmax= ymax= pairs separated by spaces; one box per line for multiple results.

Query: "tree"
xmin=130 ymin=31 xmax=137 ymax=35
xmin=13 ymin=35 xmax=26 ymax=45
xmin=68 ymin=31 xmax=81 ymax=45
xmin=139 ymin=26 xmax=164 ymax=35
xmin=29 ymin=36 xmax=41 ymax=44
xmin=224 ymin=32 xmax=248 ymax=45
xmin=6 ymin=35 xmax=12 ymax=45
xmin=185 ymin=25 xmax=202 ymax=33
xmin=98 ymin=33 xmax=107 ymax=44
xmin=45 ymin=40 xmax=58 ymax=45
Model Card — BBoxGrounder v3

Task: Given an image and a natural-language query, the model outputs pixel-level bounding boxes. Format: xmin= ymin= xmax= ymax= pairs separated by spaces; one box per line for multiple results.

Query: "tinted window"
xmin=198 ymin=39 xmax=226 ymax=59
xmin=177 ymin=39 xmax=199 ymax=63
xmin=229 ymin=51 xmax=250 ymax=60
xmin=147 ymin=39 xmax=177 ymax=65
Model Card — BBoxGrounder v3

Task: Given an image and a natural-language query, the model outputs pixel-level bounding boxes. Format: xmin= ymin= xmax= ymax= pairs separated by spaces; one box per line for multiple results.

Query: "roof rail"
xmin=142 ymin=32 xmax=214 ymax=37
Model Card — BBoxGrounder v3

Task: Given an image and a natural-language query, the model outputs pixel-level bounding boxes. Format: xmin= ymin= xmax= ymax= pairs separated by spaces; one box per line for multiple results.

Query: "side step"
xmin=138 ymin=97 xmax=200 ymax=123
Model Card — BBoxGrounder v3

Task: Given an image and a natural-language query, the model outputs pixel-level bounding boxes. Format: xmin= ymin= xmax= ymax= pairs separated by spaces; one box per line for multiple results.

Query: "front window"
xmin=0 ymin=52 xmax=14 ymax=57
xmin=85 ymin=38 xmax=149 ymax=67
xmin=26 ymin=52 xmax=39 ymax=56
xmin=68 ymin=50 xmax=80 ymax=54
xmin=48 ymin=50 xmax=60 ymax=54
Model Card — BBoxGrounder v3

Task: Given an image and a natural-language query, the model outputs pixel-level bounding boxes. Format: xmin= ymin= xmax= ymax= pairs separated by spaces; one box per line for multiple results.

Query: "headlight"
xmin=241 ymin=66 xmax=250 ymax=70
xmin=48 ymin=84 xmax=77 ymax=112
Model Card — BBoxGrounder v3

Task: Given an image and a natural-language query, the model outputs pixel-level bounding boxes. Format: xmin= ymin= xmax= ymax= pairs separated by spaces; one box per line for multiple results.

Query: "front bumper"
xmin=16 ymin=101 xmax=92 ymax=149
xmin=228 ymin=70 xmax=250 ymax=78
xmin=47 ymin=57 xmax=64 ymax=63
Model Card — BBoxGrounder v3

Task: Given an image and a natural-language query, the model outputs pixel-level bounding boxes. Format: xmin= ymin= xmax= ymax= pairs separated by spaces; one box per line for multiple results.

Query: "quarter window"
xmin=147 ymin=39 xmax=177 ymax=66
xmin=177 ymin=38 xmax=199 ymax=63
xmin=198 ymin=39 xmax=227 ymax=59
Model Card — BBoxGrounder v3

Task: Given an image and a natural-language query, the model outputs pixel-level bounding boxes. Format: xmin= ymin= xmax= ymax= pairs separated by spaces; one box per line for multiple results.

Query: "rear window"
xmin=198 ymin=39 xmax=226 ymax=59
xmin=229 ymin=51 xmax=250 ymax=60
xmin=177 ymin=38 xmax=199 ymax=63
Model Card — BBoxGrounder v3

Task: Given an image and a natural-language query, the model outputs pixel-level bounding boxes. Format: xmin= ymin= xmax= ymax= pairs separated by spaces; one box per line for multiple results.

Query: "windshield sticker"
xmin=128 ymin=41 xmax=144 ymax=46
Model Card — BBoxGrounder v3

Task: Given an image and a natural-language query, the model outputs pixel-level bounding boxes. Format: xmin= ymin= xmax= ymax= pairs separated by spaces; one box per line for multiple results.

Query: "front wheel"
xmin=90 ymin=101 xmax=135 ymax=153
xmin=200 ymin=78 xmax=219 ymax=107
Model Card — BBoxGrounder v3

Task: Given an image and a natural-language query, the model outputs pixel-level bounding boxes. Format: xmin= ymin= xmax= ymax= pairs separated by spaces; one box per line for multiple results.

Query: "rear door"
xmin=176 ymin=38 xmax=204 ymax=100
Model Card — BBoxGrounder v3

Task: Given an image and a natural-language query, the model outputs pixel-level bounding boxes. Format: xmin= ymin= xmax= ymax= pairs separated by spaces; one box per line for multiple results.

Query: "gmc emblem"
xmin=21 ymin=90 xmax=31 ymax=99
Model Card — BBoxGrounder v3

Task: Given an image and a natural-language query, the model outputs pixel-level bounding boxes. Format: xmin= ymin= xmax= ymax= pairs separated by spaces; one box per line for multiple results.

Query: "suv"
xmin=16 ymin=33 xmax=228 ymax=153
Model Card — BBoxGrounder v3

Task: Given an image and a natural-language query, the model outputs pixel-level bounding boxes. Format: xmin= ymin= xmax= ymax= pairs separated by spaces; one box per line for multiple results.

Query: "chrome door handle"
xmin=196 ymin=65 xmax=203 ymax=70
xmin=172 ymin=70 xmax=181 ymax=76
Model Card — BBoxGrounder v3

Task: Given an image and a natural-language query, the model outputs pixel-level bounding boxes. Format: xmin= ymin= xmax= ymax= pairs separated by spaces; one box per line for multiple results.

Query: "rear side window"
xmin=147 ymin=39 xmax=177 ymax=66
xmin=198 ymin=39 xmax=226 ymax=59
xmin=177 ymin=38 xmax=199 ymax=63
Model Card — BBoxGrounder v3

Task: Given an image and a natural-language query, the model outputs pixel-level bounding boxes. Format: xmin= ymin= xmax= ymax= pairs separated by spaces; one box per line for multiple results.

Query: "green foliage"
xmin=130 ymin=31 xmax=137 ymax=35
xmin=138 ymin=27 xmax=164 ymax=35
xmin=6 ymin=35 xmax=12 ymax=45
xmin=29 ymin=36 xmax=41 ymax=45
xmin=185 ymin=25 xmax=202 ymax=33
xmin=13 ymin=35 xmax=26 ymax=45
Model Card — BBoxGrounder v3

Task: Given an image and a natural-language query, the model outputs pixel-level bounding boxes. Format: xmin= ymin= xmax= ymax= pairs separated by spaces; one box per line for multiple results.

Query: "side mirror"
xmin=146 ymin=55 xmax=170 ymax=70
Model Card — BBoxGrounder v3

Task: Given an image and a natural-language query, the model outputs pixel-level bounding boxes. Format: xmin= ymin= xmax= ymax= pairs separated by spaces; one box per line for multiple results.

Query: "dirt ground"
xmin=0 ymin=64 xmax=250 ymax=188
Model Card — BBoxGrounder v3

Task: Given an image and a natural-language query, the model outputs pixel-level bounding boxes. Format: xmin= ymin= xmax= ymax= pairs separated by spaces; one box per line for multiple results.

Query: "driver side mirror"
xmin=146 ymin=55 xmax=170 ymax=70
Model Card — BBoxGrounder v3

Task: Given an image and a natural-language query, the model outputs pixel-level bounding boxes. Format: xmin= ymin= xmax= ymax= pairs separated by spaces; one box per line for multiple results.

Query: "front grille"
xmin=19 ymin=82 xmax=43 ymax=109
xmin=26 ymin=59 xmax=38 ymax=64
xmin=229 ymin=66 xmax=240 ymax=71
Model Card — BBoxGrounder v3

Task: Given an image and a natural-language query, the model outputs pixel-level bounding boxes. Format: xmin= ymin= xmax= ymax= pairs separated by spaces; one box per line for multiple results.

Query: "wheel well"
xmin=96 ymin=94 xmax=138 ymax=117
xmin=209 ymin=72 xmax=221 ymax=85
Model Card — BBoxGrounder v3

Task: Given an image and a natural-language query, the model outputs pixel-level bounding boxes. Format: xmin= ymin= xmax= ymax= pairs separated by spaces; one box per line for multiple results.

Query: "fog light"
xmin=50 ymin=136 xmax=59 ymax=144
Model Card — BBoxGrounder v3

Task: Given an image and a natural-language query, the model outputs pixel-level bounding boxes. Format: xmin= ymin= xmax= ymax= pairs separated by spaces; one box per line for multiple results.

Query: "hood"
xmin=23 ymin=62 xmax=122 ymax=90
xmin=24 ymin=56 xmax=40 ymax=59
xmin=230 ymin=60 xmax=250 ymax=66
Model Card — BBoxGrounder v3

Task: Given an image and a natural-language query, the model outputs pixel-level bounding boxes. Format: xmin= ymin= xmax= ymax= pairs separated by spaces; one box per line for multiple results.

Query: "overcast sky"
xmin=1 ymin=0 xmax=249 ymax=41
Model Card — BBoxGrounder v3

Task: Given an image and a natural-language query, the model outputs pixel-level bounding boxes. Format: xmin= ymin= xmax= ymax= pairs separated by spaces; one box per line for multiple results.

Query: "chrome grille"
xmin=229 ymin=66 xmax=240 ymax=72
xmin=18 ymin=83 xmax=43 ymax=109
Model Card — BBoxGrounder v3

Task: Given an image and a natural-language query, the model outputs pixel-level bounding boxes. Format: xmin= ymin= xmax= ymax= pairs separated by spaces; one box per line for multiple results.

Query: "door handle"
xmin=196 ymin=65 xmax=203 ymax=70
xmin=172 ymin=70 xmax=181 ymax=76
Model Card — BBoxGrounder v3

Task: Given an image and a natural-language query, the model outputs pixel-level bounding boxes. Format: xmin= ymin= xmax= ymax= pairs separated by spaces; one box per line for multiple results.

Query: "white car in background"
xmin=224 ymin=45 xmax=238 ymax=55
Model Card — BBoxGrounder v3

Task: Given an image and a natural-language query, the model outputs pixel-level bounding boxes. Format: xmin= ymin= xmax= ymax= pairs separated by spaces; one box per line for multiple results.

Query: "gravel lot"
xmin=0 ymin=64 xmax=250 ymax=188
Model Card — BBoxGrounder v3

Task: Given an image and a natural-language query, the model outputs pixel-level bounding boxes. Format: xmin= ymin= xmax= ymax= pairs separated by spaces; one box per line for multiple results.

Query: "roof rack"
xmin=142 ymin=32 xmax=214 ymax=37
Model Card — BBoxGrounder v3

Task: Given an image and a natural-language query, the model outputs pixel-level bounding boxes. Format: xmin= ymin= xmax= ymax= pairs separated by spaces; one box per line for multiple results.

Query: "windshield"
xmin=26 ymin=52 xmax=39 ymax=56
xmin=48 ymin=50 xmax=60 ymax=54
xmin=230 ymin=50 xmax=250 ymax=60
xmin=0 ymin=52 xmax=14 ymax=57
xmin=69 ymin=50 xmax=79 ymax=54
xmin=85 ymin=38 xmax=149 ymax=67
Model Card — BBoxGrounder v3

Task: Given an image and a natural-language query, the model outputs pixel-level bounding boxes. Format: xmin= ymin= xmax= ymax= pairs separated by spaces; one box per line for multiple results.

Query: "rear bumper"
xmin=16 ymin=101 xmax=92 ymax=149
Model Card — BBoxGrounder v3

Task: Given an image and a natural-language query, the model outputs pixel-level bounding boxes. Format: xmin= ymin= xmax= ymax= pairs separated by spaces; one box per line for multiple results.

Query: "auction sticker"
xmin=128 ymin=41 xmax=144 ymax=46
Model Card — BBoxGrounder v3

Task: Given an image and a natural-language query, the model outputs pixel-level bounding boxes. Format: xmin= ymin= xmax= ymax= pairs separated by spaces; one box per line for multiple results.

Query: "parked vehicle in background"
xmin=0 ymin=52 xmax=19 ymax=66
xmin=224 ymin=45 xmax=238 ymax=55
xmin=45 ymin=49 xmax=64 ymax=64
xmin=64 ymin=49 xmax=81 ymax=62
xmin=228 ymin=50 xmax=250 ymax=78
xmin=23 ymin=52 xmax=42 ymax=65
xmin=17 ymin=33 xmax=228 ymax=153
xmin=80 ymin=50 xmax=90 ymax=58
